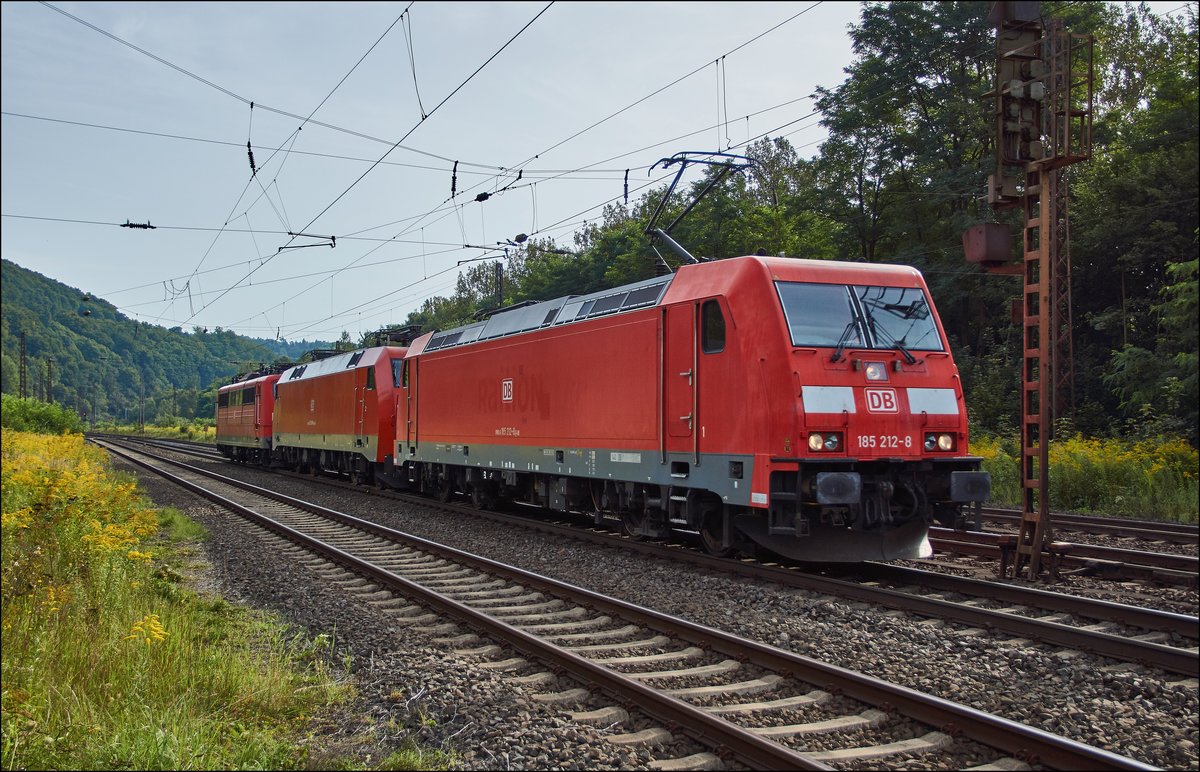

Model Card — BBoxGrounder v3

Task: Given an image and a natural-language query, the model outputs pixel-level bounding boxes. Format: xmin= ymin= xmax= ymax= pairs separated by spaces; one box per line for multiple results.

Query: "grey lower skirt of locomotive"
xmin=226 ymin=436 xmax=989 ymax=563
xmin=368 ymin=450 xmax=991 ymax=564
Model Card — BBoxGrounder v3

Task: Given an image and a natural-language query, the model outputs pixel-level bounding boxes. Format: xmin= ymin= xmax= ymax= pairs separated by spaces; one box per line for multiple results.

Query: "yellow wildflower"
xmin=124 ymin=613 xmax=169 ymax=646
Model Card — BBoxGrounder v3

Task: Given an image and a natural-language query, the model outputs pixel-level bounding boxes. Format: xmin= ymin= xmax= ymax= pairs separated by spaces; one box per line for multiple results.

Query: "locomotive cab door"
xmin=404 ymin=359 xmax=417 ymax=454
xmin=353 ymin=367 xmax=369 ymax=449
xmin=664 ymin=303 xmax=696 ymax=440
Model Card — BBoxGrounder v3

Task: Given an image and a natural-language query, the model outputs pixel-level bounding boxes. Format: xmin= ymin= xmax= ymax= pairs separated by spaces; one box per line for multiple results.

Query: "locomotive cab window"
xmin=775 ymin=281 xmax=944 ymax=353
xmin=365 ymin=366 xmax=376 ymax=391
xmin=218 ymin=392 xmax=229 ymax=408
xmin=701 ymin=299 xmax=726 ymax=354
xmin=392 ymin=359 xmax=405 ymax=388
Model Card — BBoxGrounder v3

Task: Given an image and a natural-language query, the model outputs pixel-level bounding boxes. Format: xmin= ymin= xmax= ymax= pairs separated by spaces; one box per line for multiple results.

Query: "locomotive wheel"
xmin=700 ymin=505 xmax=735 ymax=558
xmin=621 ymin=510 xmax=646 ymax=539
xmin=436 ymin=473 xmax=455 ymax=502
xmin=470 ymin=484 xmax=495 ymax=510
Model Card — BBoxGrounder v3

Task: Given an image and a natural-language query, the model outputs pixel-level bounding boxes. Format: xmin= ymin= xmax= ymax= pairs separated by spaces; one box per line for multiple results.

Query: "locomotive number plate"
xmin=857 ymin=434 xmax=913 ymax=450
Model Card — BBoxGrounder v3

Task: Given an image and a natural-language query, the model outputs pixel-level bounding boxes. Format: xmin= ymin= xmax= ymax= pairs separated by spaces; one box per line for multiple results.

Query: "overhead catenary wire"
xmin=157 ymin=4 xmax=414 ymax=324
xmin=197 ymin=3 xmax=556 ymax=330
xmin=70 ymin=0 xmax=899 ymax=335
xmin=17 ymin=1 xmax=1176 ymax=338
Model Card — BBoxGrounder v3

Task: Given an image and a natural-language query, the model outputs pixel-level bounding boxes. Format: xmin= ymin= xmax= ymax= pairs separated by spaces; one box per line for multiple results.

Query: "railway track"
xmin=97 ymin=434 xmax=1197 ymax=581
xmin=94 ymin=435 xmax=1198 ymax=677
xmin=976 ymin=507 xmax=1199 ymax=545
xmin=94 ymin=436 xmax=1164 ymax=771
xmin=928 ymin=528 xmax=1198 ymax=585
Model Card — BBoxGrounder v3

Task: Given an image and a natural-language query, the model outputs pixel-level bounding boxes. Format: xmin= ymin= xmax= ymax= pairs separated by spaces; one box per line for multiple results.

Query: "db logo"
xmin=865 ymin=388 xmax=898 ymax=413
xmin=501 ymin=378 xmax=514 ymax=403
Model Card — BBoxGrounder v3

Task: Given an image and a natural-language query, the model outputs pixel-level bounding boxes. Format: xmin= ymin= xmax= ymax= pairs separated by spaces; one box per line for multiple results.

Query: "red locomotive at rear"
xmin=215 ymin=372 xmax=280 ymax=465
xmin=392 ymin=255 xmax=989 ymax=562
xmin=272 ymin=346 xmax=407 ymax=485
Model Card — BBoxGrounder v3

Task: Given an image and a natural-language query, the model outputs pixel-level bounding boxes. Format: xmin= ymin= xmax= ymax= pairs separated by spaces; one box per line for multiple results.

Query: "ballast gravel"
xmin=117 ymin=452 xmax=1199 ymax=771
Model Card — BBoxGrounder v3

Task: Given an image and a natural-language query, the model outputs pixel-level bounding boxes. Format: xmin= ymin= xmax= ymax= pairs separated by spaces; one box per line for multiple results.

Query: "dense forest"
xmin=2 ymin=2 xmax=1195 ymax=443
xmin=0 ymin=259 xmax=334 ymax=425
xmin=400 ymin=1 xmax=1198 ymax=444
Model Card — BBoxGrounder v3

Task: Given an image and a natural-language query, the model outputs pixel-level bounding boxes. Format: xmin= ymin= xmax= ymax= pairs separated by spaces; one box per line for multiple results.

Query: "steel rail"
xmin=980 ymin=507 xmax=1199 ymax=539
xmin=930 ymin=527 xmax=1198 ymax=573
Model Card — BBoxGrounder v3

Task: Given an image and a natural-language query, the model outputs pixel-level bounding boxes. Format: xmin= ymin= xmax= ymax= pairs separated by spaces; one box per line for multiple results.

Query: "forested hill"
xmin=0 ymin=259 xmax=331 ymax=423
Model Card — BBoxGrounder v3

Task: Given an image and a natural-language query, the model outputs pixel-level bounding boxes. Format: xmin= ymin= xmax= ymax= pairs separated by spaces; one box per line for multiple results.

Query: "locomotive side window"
xmin=701 ymin=300 xmax=726 ymax=354
xmin=242 ymin=386 xmax=256 ymax=404
xmin=392 ymin=359 xmax=405 ymax=388
xmin=218 ymin=392 xmax=229 ymax=408
xmin=365 ymin=366 xmax=376 ymax=391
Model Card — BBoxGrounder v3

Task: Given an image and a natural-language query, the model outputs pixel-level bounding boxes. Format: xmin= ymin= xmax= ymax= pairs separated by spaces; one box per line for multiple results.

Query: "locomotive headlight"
xmin=925 ymin=433 xmax=955 ymax=451
xmin=823 ymin=434 xmax=840 ymax=451
xmin=809 ymin=434 xmax=825 ymax=451
xmin=863 ymin=362 xmax=888 ymax=381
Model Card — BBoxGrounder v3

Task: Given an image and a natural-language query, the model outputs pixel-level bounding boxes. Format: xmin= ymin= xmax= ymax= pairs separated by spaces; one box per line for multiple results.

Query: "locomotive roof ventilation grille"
xmin=424 ymin=273 xmax=672 ymax=353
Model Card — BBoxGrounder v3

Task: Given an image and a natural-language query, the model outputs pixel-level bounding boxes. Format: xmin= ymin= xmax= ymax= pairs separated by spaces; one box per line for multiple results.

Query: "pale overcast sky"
xmin=1 ymin=1 xmax=1190 ymax=342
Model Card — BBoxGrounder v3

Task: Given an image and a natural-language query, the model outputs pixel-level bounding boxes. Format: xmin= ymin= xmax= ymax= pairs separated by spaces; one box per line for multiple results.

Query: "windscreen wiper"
xmin=830 ymin=321 xmax=859 ymax=363
xmin=872 ymin=323 xmax=917 ymax=364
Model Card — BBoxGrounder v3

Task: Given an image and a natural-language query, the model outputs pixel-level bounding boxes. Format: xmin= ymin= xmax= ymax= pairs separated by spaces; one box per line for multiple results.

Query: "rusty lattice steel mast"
xmin=968 ymin=2 xmax=1093 ymax=578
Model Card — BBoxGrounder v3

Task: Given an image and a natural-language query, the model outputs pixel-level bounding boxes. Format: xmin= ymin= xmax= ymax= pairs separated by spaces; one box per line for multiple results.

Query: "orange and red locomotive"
xmin=271 ymin=346 xmax=407 ymax=484
xmin=215 ymin=372 xmax=280 ymax=465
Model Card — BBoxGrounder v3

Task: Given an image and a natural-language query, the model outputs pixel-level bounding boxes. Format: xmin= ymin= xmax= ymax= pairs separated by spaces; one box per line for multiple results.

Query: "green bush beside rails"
xmin=971 ymin=434 xmax=1199 ymax=523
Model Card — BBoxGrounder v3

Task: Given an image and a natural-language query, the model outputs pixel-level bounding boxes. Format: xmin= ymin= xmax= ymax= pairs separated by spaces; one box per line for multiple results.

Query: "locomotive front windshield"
xmin=775 ymin=281 xmax=945 ymax=352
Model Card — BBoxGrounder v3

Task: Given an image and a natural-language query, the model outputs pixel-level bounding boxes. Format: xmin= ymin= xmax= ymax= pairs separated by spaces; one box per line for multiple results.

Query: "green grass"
xmin=1 ymin=430 xmax=452 ymax=770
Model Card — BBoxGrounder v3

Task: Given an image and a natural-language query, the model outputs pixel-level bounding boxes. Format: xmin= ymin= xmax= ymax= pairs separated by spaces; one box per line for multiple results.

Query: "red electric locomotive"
xmin=388 ymin=255 xmax=989 ymax=561
xmin=272 ymin=346 xmax=407 ymax=484
xmin=215 ymin=372 xmax=281 ymax=465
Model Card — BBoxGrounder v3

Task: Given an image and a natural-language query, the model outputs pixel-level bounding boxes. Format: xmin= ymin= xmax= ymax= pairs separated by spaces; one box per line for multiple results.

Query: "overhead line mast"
xmin=965 ymin=1 xmax=1094 ymax=579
